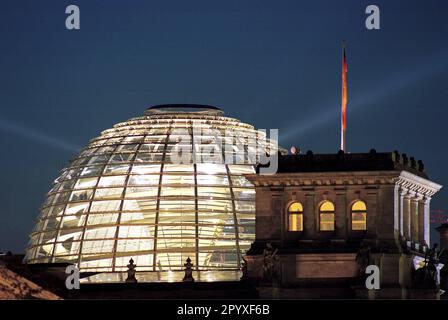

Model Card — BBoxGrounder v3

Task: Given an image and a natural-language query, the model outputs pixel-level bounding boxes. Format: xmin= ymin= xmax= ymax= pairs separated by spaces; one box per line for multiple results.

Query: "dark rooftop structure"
xmin=145 ymin=104 xmax=224 ymax=116
xmin=259 ymin=149 xmax=427 ymax=178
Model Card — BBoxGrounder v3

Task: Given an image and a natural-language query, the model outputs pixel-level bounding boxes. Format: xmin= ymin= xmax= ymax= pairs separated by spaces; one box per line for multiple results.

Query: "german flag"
xmin=341 ymin=43 xmax=348 ymax=151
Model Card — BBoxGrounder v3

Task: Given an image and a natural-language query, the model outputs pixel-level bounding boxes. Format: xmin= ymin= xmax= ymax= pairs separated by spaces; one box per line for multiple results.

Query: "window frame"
xmin=319 ymin=200 xmax=335 ymax=231
xmin=351 ymin=200 xmax=367 ymax=231
xmin=287 ymin=202 xmax=304 ymax=232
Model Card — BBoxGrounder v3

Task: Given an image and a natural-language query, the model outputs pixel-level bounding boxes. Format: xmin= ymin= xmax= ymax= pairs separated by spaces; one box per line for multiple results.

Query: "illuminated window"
xmin=351 ymin=200 xmax=367 ymax=231
xmin=287 ymin=202 xmax=303 ymax=232
xmin=319 ymin=201 xmax=335 ymax=231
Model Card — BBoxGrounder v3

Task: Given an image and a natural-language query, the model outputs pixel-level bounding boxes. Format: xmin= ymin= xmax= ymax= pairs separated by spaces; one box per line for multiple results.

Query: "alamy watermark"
xmin=365 ymin=264 xmax=380 ymax=290
xmin=365 ymin=5 xmax=380 ymax=30
xmin=65 ymin=5 xmax=80 ymax=30
xmin=166 ymin=127 xmax=279 ymax=175
xmin=65 ymin=265 xmax=80 ymax=290
xmin=65 ymin=4 xmax=380 ymax=32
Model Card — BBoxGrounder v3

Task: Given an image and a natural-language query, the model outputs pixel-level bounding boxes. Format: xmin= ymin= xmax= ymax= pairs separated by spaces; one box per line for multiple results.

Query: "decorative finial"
xmin=125 ymin=258 xmax=137 ymax=283
xmin=183 ymin=257 xmax=195 ymax=282
xmin=290 ymin=146 xmax=300 ymax=155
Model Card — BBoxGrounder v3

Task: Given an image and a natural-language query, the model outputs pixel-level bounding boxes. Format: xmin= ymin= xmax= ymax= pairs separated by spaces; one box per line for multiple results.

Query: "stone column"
xmin=335 ymin=191 xmax=347 ymax=239
xmin=393 ymin=185 xmax=400 ymax=239
xmin=271 ymin=190 xmax=284 ymax=241
xmin=436 ymin=223 xmax=448 ymax=251
xmin=398 ymin=188 xmax=406 ymax=238
xmin=366 ymin=191 xmax=378 ymax=238
xmin=410 ymin=198 xmax=419 ymax=244
xmin=375 ymin=185 xmax=396 ymax=243
xmin=419 ymin=197 xmax=431 ymax=246
xmin=304 ymin=192 xmax=315 ymax=236
xmin=402 ymin=195 xmax=411 ymax=240
xmin=255 ymin=187 xmax=281 ymax=241
xmin=418 ymin=198 xmax=425 ymax=246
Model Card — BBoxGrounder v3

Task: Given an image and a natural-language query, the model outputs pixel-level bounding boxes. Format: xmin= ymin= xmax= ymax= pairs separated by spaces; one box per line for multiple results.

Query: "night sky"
xmin=1 ymin=0 xmax=447 ymax=252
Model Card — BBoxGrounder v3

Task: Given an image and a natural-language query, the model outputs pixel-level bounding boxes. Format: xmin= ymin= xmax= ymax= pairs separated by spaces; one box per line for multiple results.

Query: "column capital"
xmin=412 ymin=193 xmax=424 ymax=202
xmin=406 ymin=190 xmax=417 ymax=198
xmin=399 ymin=187 xmax=409 ymax=197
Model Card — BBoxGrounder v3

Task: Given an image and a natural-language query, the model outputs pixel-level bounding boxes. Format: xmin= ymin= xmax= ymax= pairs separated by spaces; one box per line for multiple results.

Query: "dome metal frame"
xmin=24 ymin=106 xmax=279 ymax=281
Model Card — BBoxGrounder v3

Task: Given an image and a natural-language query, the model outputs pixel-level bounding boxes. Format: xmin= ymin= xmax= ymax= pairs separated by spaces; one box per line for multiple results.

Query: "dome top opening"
xmin=145 ymin=104 xmax=224 ymax=116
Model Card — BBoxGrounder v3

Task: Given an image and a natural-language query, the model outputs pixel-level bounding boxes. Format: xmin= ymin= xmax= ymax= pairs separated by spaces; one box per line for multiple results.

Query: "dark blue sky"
xmin=1 ymin=0 xmax=447 ymax=251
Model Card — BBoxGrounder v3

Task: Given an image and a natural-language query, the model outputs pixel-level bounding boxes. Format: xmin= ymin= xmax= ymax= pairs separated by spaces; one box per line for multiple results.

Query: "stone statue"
xmin=425 ymin=244 xmax=443 ymax=286
xmin=413 ymin=244 xmax=444 ymax=289
xmin=183 ymin=257 xmax=195 ymax=282
xmin=241 ymin=256 xmax=248 ymax=281
xmin=400 ymin=235 xmax=410 ymax=254
xmin=125 ymin=258 xmax=137 ymax=283
xmin=262 ymin=242 xmax=279 ymax=282
xmin=355 ymin=243 xmax=371 ymax=278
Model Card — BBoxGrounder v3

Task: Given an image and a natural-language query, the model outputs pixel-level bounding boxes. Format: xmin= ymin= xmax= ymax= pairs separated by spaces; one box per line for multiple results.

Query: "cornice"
xmin=245 ymin=170 xmax=443 ymax=197
xmin=397 ymin=171 xmax=442 ymax=198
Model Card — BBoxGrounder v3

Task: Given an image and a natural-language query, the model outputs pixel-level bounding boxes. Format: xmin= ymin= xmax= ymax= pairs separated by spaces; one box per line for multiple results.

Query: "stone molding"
xmin=246 ymin=170 xmax=442 ymax=196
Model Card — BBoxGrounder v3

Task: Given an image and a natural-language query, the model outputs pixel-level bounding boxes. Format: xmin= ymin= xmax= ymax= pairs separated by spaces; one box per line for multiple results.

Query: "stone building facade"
xmin=244 ymin=150 xmax=443 ymax=298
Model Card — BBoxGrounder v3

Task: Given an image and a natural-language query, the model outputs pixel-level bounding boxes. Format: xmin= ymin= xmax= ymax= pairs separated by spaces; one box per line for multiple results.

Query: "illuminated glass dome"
xmin=24 ymin=104 xmax=279 ymax=281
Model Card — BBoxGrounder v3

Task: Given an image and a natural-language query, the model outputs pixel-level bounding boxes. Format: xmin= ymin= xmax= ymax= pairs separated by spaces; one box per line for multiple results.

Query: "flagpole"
xmin=340 ymin=41 xmax=347 ymax=152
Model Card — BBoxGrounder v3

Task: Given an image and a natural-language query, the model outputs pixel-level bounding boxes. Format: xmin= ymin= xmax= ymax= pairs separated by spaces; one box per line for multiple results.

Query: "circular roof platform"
xmin=145 ymin=104 xmax=224 ymax=116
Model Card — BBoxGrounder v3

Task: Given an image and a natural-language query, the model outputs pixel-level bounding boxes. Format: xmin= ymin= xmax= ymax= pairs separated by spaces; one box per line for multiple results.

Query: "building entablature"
xmin=396 ymin=171 xmax=442 ymax=199
xmin=246 ymin=170 xmax=441 ymax=196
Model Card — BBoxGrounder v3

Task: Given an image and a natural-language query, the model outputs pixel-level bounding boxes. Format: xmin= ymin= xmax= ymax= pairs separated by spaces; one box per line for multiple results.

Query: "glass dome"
xmin=24 ymin=105 xmax=279 ymax=281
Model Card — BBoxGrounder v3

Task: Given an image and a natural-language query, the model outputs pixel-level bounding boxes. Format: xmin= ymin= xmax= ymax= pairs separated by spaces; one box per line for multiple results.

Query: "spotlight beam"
xmin=281 ymin=54 xmax=448 ymax=145
xmin=0 ymin=118 xmax=80 ymax=153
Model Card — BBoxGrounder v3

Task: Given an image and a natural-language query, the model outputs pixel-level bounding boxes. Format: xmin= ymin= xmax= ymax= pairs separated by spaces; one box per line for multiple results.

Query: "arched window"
xmin=319 ymin=201 xmax=335 ymax=231
xmin=351 ymin=200 xmax=367 ymax=231
xmin=287 ymin=202 xmax=303 ymax=231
